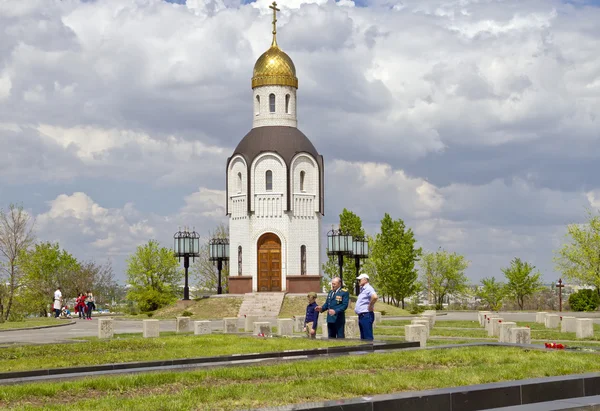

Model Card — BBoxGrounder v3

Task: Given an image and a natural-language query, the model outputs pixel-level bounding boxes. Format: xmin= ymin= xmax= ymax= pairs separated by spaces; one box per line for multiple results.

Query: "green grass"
xmin=0 ymin=334 xmax=360 ymax=372
xmin=1 ymin=346 xmax=600 ymax=410
xmin=0 ymin=318 xmax=64 ymax=330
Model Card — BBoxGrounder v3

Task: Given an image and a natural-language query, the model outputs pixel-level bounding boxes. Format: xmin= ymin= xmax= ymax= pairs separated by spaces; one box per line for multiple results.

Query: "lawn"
xmin=0 ymin=317 xmax=65 ymax=330
xmin=279 ymin=295 xmax=410 ymax=318
xmin=146 ymin=297 xmax=243 ymax=319
xmin=1 ymin=346 xmax=599 ymax=410
xmin=0 ymin=333 xmax=360 ymax=372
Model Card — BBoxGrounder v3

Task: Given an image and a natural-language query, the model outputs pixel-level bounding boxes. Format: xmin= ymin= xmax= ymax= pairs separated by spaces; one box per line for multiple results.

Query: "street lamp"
xmin=173 ymin=227 xmax=200 ymax=300
xmin=556 ymin=278 xmax=565 ymax=312
xmin=327 ymin=228 xmax=354 ymax=288
xmin=209 ymin=237 xmax=230 ymax=295
xmin=352 ymin=236 xmax=369 ymax=295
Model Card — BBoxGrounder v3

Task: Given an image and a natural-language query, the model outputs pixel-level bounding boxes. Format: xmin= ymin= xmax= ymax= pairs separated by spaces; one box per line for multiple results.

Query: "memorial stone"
xmin=245 ymin=315 xmax=258 ymax=332
xmin=509 ymin=327 xmax=531 ymax=344
xmin=478 ymin=311 xmax=491 ymax=327
xmin=321 ymin=321 xmax=328 ymax=339
xmin=374 ymin=311 xmax=382 ymax=325
xmin=345 ymin=316 xmax=359 ymax=338
xmin=176 ymin=317 xmax=190 ymax=333
xmin=293 ymin=315 xmax=305 ymax=333
xmin=253 ymin=321 xmax=272 ymax=337
xmin=498 ymin=322 xmax=517 ymax=343
xmin=194 ymin=320 xmax=211 ymax=335
xmin=576 ymin=318 xmax=594 ymax=339
xmin=223 ymin=317 xmax=238 ymax=333
xmin=411 ymin=319 xmax=430 ymax=338
xmin=536 ymin=312 xmax=548 ymax=324
xmin=405 ymin=324 xmax=427 ymax=347
xmin=490 ymin=318 xmax=503 ymax=337
xmin=561 ymin=316 xmax=576 ymax=333
xmin=98 ymin=318 xmax=114 ymax=339
xmin=143 ymin=319 xmax=159 ymax=338
xmin=277 ymin=318 xmax=294 ymax=336
xmin=545 ymin=314 xmax=559 ymax=329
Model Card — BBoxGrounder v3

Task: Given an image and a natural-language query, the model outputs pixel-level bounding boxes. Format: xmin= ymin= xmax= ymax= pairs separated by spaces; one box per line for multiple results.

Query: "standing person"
xmin=76 ymin=293 xmax=86 ymax=319
xmin=303 ymin=292 xmax=319 ymax=339
xmin=85 ymin=291 xmax=95 ymax=320
xmin=315 ymin=277 xmax=349 ymax=338
xmin=53 ymin=287 xmax=62 ymax=318
xmin=354 ymin=274 xmax=378 ymax=341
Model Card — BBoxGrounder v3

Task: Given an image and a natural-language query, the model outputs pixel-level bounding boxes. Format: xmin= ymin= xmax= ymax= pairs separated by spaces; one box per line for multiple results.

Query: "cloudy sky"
xmin=1 ymin=0 xmax=599 ymax=284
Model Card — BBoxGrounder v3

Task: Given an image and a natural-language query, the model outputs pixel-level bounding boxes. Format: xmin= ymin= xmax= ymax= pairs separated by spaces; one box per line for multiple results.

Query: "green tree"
xmin=126 ymin=240 xmax=181 ymax=312
xmin=19 ymin=242 xmax=81 ymax=317
xmin=192 ymin=223 xmax=230 ymax=294
xmin=0 ymin=204 xmax=35 ymax=321
xmin=477 ymin=277 xmax=506 ymax=311
xmin=321 ymin=209 xmax=365 ymax=293
xmin=371 ymin=213 xmax=422 ymax=308
xmin=568 ymin=289 xmax=600 ymax=312
xmin=421 ymin=248 xmax=470 ymax=310
xmin=554 ymin=209 xmax=600 ymax=293
xmin=502 ymin=257 xmax=543 ymax=310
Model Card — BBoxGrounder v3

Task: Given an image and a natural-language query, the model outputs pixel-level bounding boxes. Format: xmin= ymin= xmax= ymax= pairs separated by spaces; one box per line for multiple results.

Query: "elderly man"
xmin=355 ymin=274 xmax=378 ymax=340
xmin=315 ymin=277 xmax=349 ymax=338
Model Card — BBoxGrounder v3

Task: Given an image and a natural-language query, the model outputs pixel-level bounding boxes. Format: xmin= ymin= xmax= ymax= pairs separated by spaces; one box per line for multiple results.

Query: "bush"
xmin=146 ymin=312 xmax=154 ymax=318
xmin=181 ymin=311 xmax=193 ymax=317
xmin=568 ymin=289 xmax=600 ymax=312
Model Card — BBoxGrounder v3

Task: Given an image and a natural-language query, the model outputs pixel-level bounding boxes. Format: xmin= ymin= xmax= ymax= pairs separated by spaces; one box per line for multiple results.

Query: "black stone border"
xmin=0 ymin=320 xmax=75 ymax=333
xmin=0 ymin=340 xmax=419 ymax=382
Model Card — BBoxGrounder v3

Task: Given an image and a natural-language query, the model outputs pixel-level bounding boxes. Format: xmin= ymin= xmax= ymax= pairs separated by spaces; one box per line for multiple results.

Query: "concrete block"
xmin=98 ymin=318 xmax=114 ymax=339
xmin=223 ymin=317 xmax=238 ymax=333
xmin=143 ymin=319 xmax=159 ymax=338
xmin=485 ymin=316 xmax=499 ymax=332
xmin=405 ymin=324 xmax=427 ymax=347
xmin=244 ymin=315 xmax=258 ymax=332
xmin=277 ymin=318 xmax=293 ymax=336
xmin=345 ymin=317 xmax=359 ymax=338
xmin=321 ymin=321 xmax=328 ymax=339
xmin=536 ymin=312 xmax=548 ymax=324
xmin=576 ymin=318 xmax=594 ymax=339
xmin=422 ymin=313 xmax=435 ymax=327
xmin=509 ymin=327 xmax=531 ymax=344
xmin=374 ymin=311 xmax=382 ymax=325
xmin=176 ymin=317 xmax=190 ymax=333
xmin=478 ymin=311 xmax=492 ymax=327
xmin=293 ymin=315 xmax=305 ymax=333
xmin=498 ymin=322 xmax=517 ymax=343
xmin=545 ymin=314 xmax=560 ymax=329
xmin=490 ymin=318 xmax=503 ymax=337
xmin=253 ymin=321 xmax=272 ymax=337
xmin=194 ymin=320 xmax=211 ymax=335
xmin=411 ymin=319 xmax=430 ymax=338
xmin=561 ymin=316 xmax=576 ymax=333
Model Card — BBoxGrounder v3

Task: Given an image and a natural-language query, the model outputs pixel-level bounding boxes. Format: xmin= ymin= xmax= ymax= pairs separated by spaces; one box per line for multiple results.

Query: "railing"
xmin=293 ymin=193 xmax=315 ymax=218
xmin=230 ymin=194 xmax=247 ymax=220
xmin=255 ymin=193 xmax=283 ymax=218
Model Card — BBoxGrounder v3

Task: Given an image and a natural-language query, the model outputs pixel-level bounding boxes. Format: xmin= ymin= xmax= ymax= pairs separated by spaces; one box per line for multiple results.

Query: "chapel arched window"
xmin=237 ymin=172 xmax=242 ymax=193
xmin=285 ymin=94 xmax=290 ymax=114
xmin=301 ymin=245 xmax=307 ymax=275
xmin=255 ymin=95 xmax=260 ymax=115
xmin=266 ymin=170 xmax=273 ymax=191
xmin=300 ymin=171 xmax=305 ymax=192
xmin=238 ymin=246 xmax=242 ymax=276
xmin=269 ymin=94 xmax=276 ymax=113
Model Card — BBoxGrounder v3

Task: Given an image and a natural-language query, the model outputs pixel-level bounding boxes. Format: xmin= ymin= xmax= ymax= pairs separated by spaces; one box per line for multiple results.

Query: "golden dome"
xmin=251 ymin=2 xmax=298 ymax=89
xmin=252 ymin=45 xmax=298 ymax=89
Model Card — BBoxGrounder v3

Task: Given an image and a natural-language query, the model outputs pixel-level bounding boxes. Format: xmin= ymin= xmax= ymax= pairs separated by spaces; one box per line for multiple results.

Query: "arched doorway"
xmin=257 ymin=233 xmax=282 ymax=292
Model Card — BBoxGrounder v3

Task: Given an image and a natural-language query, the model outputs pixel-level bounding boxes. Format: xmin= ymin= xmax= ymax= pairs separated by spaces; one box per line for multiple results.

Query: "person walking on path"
xmin=303 ymin=292 xmax=319 ymax=339
xmin=53 ymin=287 xmax=62 ymax=318
xmin=354 ymin=274 xmax=378 ymax=341
xmin=85 ymin=291 xmax=95 ymax=320
xmin=315 ymin=277 xmax=349 ymax=338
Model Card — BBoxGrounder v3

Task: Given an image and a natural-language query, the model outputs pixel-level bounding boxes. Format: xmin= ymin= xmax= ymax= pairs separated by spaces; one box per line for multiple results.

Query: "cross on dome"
xmin=269 ymin=2 xmax=280 ymax=47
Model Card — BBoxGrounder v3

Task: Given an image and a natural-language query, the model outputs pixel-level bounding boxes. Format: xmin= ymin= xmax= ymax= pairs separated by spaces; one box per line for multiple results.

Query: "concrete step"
xmin=238 ymin=292 xmax=286 ymax=318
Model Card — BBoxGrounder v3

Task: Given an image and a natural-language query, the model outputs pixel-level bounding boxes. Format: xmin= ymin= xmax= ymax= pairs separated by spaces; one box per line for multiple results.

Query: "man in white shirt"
xmin=53 ymin=287 xmax=62 ymax=318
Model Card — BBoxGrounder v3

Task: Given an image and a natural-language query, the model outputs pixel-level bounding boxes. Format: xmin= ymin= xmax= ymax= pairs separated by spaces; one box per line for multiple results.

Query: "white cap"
xmin=356 ymin=274 xmax=369 ymax=280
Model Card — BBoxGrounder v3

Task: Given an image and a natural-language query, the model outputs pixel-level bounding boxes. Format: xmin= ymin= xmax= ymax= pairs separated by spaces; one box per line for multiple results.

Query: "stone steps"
xmin=238 ymin=292 xmax=286 ymax=318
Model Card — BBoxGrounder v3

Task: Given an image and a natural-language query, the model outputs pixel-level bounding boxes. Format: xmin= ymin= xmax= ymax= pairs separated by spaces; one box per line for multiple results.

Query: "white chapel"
xmin=226 ymin=3 xmax=323 ymax=294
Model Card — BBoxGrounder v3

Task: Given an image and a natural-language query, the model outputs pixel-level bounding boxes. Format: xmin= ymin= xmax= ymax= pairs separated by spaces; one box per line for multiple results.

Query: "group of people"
xmin=303 ymin=274 xmax=378 ymax=341
xmin=52 ymin=287 xmax=96 ymax=320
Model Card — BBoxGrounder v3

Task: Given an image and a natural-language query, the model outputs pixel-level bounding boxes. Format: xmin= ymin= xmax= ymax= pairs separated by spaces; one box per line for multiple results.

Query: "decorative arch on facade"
xmin=227 ymin=154 xmax=248 ymax=215
xmin=250 ymin=152 xmax=287 ymax=212
xmin=290 ymin=153 xmax=319 ymax=214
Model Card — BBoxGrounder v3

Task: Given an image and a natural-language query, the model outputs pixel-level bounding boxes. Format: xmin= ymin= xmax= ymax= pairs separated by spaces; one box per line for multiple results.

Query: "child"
xmin=303 ymin=292 xmax=318 ymax=339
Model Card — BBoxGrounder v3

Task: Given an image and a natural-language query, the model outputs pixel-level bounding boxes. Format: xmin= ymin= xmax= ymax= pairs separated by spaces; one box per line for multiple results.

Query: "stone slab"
xmin=536 ymin=312 xmax=548 ymax=324
xmin=374 ymin=311 xmax=382 ymax=325
xmin=405 ymin=324 xmax=427 ymax=347
xmin=244 ymin=315 xmax=258 ymax=332
xmin=498 ymin=322 xmax=517 ymax=343
xmin=293 ymin=315 xmax=305 ymax=333
xmin=254 ymin=322 xmax=272 ymax=337
xmin=561 ymin=316 xmax=576 ymax=333
xmin=345 ymin=317 xmax=359 ymax=338
xmin=509 ymin=327 xmax=531 ymax=344
xmin=490 ymin=318 xmax=503 ymax=337
xmin=176 ymin=317 xmax=190 ymax=333
xmin=277 ymin=318 xmax=293 ymax=336
xmin=411 ymin=319 xmax=430 ymax=338
xmin=223 ymin=317 xmax=238 ymax=333
xmin=478 ymin=311 xmax=492 ymax=327
xmin=576 ymin=318 xmax=594 ymax=339
xmin=321 ymin=321 xmax=328 ymax=339
xmin=194 ymin=321 xmax=211 ymax=335
xmin=142 ymin=319 xmax=159 ymax=338
xmin=545 ymin=314 xmax=560 ymax=329
xmin=98 ymin=318 xmax=113 ymax=339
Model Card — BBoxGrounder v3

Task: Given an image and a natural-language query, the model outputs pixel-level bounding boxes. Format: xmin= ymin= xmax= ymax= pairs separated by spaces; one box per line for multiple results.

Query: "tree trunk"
xmin=401 ymin=298 xmax=405 ymax=309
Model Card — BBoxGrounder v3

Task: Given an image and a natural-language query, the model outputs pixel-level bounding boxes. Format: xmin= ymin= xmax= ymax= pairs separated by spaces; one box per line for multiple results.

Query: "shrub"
xmin=146 ymin=312 xmax=154 ymax=318
xmin=568 ymin=289 xmax=600 ymax=312
xmin=181 ymin=311 xmax=193 ymax=317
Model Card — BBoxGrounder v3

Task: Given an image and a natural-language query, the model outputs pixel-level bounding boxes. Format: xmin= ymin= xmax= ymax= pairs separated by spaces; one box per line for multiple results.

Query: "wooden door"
xmin=257 ymin=233 xmax=282 ymax=292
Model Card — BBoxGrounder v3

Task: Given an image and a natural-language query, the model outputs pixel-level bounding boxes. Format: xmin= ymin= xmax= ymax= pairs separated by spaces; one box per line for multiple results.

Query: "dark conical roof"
xmin=231 ymin=126 xmax=319 ymax=166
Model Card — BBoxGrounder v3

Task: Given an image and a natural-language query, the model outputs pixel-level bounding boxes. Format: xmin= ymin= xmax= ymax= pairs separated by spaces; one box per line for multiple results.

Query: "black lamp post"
xmin=352 ymin=236 xmax=370 ymax=295
xmin=209 ymin=238 xmax=230 ymax=295
xmin=327 ymin=228 xmax=354 ymax=288
xmin=173 ymin=227 xmax=200 ymax=300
